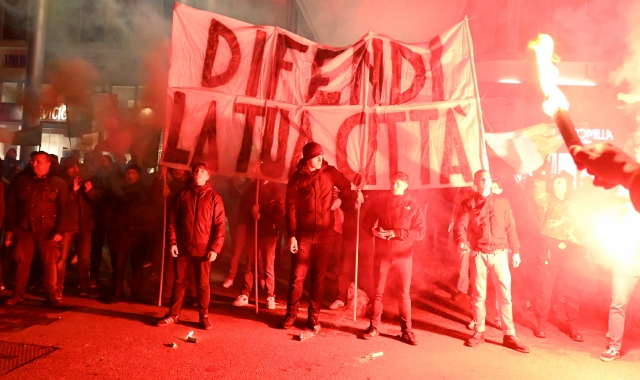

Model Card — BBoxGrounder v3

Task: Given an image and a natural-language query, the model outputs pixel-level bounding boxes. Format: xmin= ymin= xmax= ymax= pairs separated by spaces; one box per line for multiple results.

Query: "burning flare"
xmin=528 ymin=34 xmax=569 ymax=116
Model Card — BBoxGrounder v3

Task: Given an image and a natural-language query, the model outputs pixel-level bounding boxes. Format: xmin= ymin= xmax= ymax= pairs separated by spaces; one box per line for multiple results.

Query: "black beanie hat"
xmin=125 ymin=164 xmax=142 ymax=175
xmin=302 ymin=142 xmax=323 ymax=160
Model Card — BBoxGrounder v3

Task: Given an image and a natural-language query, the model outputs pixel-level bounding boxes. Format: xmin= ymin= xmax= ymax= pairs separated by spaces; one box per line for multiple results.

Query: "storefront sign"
xmin=577 ymin=128 xmax=614 ymax=144
xmin=40 ymin=104 xmax=67 ymax=122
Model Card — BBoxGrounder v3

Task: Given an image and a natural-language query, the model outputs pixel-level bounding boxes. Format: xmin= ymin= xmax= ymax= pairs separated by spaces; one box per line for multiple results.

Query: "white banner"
xmin=161 ymin=3 xmax=488 ymax=189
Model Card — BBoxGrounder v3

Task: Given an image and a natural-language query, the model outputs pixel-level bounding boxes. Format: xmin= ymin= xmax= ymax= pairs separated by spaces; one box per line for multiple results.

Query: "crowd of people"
xmin=1 ymin=141 xmax=640 ymax=363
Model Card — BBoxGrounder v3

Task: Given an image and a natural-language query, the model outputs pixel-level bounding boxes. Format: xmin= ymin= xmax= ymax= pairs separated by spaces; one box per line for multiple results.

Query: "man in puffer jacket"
xmin=361 ymin=172 xmax=425 ymax=345
xmin=157 ymin=162 xmax=225 ymax=330
xmin=281 ymin=142 xmax=362 ymax=331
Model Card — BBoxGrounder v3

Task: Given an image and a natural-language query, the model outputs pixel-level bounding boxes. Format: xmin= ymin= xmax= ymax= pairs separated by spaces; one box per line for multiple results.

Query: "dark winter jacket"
xmin=363 ymin=192 xmax=426 ymax=258
xmin=108 ymin=180 xmax=152 ymax=235
xmin=168 ymin=182 xmax=226 ymax=256
xmin=532 ymin=176 xmax=580 ymax=244
xmin=239 ymin=180 xmax=285 ymax=238
xmin=454 ymin=192 xmax=520 ymax=253
xmin=6 ymin=173 xmax=71 ymax=236
xmin=61 ymin=175 xmax=96 ymax=233
xmin=286 ymin=159 xmax=355 ymax=238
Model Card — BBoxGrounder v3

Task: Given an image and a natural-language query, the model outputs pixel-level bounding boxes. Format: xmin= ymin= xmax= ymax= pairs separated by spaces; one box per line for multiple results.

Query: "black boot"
xmin=567 ymin=322 xmax=583 ymax=342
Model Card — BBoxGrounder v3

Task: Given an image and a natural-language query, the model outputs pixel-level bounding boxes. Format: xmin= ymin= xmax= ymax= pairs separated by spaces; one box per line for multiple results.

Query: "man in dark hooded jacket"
xmin=57 ymin=157 xmax=97 ymax=298
xmin=361 ymin=172 xmax=425 ymax=345
xmin=531 ymin=157 xmax=585 ymax=342
xmin=107 ymin=164 xmax=151 ymax=303
xmin=281 ymin=142 xmax=362 ymax=331
xmin=157 ymin=162 xmax=225 ymax=330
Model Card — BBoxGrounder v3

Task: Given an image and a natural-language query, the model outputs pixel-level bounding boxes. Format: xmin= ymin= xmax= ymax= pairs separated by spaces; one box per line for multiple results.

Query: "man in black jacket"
xmin=281 ymin=142 xmax=362 ymax=331
xmin=57 ymin=157 xmax=98 ymax=298
xmin=4 ymin=151 xmax=70 ymax=306
xmin=361 ymin=172 xmax=425 ymax=345
xmin=454 ymin=170 xmax=529 ymax=353
xmin=107 ymin=164 xmax=151 ymax=303
xmin=157 ymin=162 xmax=226 ymax=330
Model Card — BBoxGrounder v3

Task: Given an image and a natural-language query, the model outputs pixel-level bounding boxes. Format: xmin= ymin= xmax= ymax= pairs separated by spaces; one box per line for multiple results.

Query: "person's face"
xmin=474 ymin=171 xmax=492 ymax=195
xmin=6 ymin=150 xmax=15 ymax=159
xmin=66 ymin=164 xmax=80 ymax=179
xmin=554 ymin=177 xmax=567 ymax=199
xmin=172 ymin=169 xmax=185 ymax=179
xmin=125 ymin=169 xmax=140 ymax=185
xmin=193 ymin=167 xmax=210 ymax=185
xmin=392 ymin=179 xmax=409 ymax=196
xmin=31 ymin=153 xmax=51 ymax=177
xmin=306 ymin=155 xmax=323 ymax=170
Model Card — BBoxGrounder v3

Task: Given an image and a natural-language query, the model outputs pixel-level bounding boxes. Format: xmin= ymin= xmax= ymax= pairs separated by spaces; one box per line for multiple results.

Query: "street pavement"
xmin=1 ymin=257 xmax=640 ymax=379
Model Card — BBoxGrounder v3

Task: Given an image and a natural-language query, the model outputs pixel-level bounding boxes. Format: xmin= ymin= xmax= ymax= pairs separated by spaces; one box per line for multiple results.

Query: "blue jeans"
xmin=609 ymin=263 xmax=640 ymax=350
xmin=371 ymin=255 xmax=413 ymax=332
xmin=286 ymin=232 xmax=333 ymax=317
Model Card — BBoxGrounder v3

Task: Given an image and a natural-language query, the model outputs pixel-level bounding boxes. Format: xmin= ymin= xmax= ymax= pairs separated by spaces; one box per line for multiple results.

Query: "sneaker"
xmin=157 ymin=315 xmax=179 ymax=327
xmin=5 ymin=295 xmax=24 ymax=306
xmin=503 ymin=335 xmax=529 ymax=353
xmin=222 ymin=278 xmax=234 ymax=288
xmin=266 ymin=296 xmax=276 ymax=310
xmin=306 ymin=314 xmax=320 ymax=331
xmin=232 ymin=294 xmax=249 ymax=307
xmin=54 ymin=289 xmax=63 ymax=300
xmin=600 ymin=347 xmax=621 ymax=362
xmin=329 ymin=300 xmax=345 ymax=310
xmin=281 ymin=313 xmax=296 ymax=329
xmin=466 ymin=332 xmax=485 ymax=347
xmin=362 ymin=325 xmax=379 ymax=340
xmin=200 ymin=315 xmax=213 ymax=330
xmin=401 ymin=330 xmax=418 ymax=346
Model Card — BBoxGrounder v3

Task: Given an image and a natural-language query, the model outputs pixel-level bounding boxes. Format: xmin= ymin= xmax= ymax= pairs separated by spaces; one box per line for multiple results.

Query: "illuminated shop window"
xmin=112 ymin=85 xmax=136 ymax=108
xmin=2 ymin=82 xmax=18 ymax=103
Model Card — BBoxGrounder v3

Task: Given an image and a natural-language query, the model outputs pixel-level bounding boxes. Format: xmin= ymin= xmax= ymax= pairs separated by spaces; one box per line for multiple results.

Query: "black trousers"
xmin=169 ymin=255 xmax=212 ymax=317
xmin=286 ymin=232 xmax=333 ymax=317
xmin=534 ymin=237 xmax=582 ymax=324
xmin=109 ymin=232 xmax=147 ymax=299
xmin=13 ymin=229 xmax=60 ymax=298
xmin=90 ymin=215 xmax=106 ymax=282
